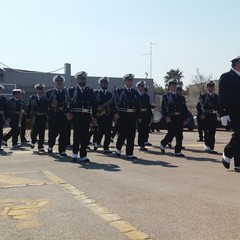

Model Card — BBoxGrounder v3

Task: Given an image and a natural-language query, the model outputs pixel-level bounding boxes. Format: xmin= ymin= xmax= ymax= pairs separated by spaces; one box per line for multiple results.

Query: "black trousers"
xmin=3 ymin=114 xmax=20 ymax=145
xmin=138 ymin=115 xmax=151 ymax=147
xmin=31 ymin=115 xmax=47 ymax=149
xmin=197 ymin=116 xmax=206 ymax=140
xmin=20 ymin=115 xmax=27 ymax=142
xmin=0 ymin=115 xmax=3 ymax=147
xmin=116 ymin=115 xmax=137 ymax=156
xmin=224 ymin=116 xmax=240 ymax=167
xmin=96 ymin=116 xmax=112 ymax=150
xmin=161 ymin=116 xmax=183 ymax=153
xmin=48 ymin=112 xmax=69 ymax=153
xmin=202 ymin=114 xmax=217 ymax=150
xmin=72 ymin=113 xmax=91 ymax=158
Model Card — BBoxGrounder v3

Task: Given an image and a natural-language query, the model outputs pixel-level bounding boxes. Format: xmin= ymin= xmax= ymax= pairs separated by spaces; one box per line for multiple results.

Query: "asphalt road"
xmin=0 ymin=129 xmax=239 ymax=240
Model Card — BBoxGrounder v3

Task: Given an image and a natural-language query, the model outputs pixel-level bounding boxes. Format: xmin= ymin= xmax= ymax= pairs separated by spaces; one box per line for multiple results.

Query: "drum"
xmin=152 ymin=110 xmax=162 ymax=123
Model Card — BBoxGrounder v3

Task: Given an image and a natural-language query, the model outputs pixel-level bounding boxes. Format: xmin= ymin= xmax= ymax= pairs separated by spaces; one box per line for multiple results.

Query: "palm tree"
xmin=164 ymin=68 xmax=184 ymax=87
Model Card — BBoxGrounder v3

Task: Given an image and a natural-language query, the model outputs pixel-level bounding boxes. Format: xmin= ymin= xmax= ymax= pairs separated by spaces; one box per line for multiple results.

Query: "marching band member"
xmin=2 ymin=89 xmax=23 ymax=148
xmin=93 ymin=77 xmax=114 ymax=154
xmin=219 ymin=55 xmax=240 ymax=171
xmin=67 ymin=71 xmax=95 ymax=162
xmin=197 ymin=81 xmax=219 ymax=154
xmin=114 ymin=73 xmax=141 ymax=159
xmin=0 ymin=85 xmax=9 ymax=151
xmin=160 ymin=79 xmax=188 ymax=157
xmin=45 ymin=75 xmax=69 ymax=156
xmin=136 ymin=80 xmax=153 ymax=151
xmin=26 ymin=83 xmax=47 ymax=152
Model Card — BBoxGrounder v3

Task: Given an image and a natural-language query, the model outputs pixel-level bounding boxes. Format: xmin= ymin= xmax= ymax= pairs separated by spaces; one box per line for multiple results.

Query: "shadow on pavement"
xmin=127 ymin=158 xmax=178 ymax=168
xmin=0 ymin=150 xmax=13 ymax=156
xmin=78 ymin=161 xmax=121 ymax=172
xmin=49 ymin=153 xmax=121 ymax=172
xmin=185 ymin=156 xmax=221 ymax=163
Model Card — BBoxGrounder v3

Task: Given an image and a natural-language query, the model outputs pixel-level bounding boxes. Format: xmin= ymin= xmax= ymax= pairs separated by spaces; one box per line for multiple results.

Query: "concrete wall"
xmin=0 ymin=63 xmax=154 ymax=102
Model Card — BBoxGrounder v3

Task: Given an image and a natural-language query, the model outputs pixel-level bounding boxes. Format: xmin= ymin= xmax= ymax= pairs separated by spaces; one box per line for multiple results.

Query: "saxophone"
xmin=96 ymin=97 xmax=113 ymax=118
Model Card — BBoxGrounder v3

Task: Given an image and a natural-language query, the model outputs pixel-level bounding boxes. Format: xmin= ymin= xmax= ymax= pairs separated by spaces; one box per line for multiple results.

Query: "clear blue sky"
xmin=1 ymin=0 xmax=239 ymax=87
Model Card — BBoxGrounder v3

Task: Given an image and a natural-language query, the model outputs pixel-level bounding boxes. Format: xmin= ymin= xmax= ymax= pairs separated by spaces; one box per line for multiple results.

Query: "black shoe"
xmin=144 ymin=142 xmax=152 ymax=146
xmin=48 ymin=148 xmax=53 ymax=154
xmin=38 ymin=148 xmax=45 ymax=152
xmin=2 ymin=140 xmax=8 ymax=147
xmin=206 ymin=149 xmax=218 ymax=154
xmin=30 ymin=143 xmax=35 ymax=149
xmin=160 ymin=145 xmax=165 ymax=153
xmin=234 ymin=167 xmax=240 ymax=172
xmin=175 ymin=153 xmax=185 ymax=157
xmin=222 ymin=158 xmax=230 ymax=169
xmin=94 ymin=146 xmax=98 ymax=151
xmin=167 ymin=143 xmax=172 ymax=148
xmin=138 ymin=147 xmax=148 ymax=151
xmin=60 ymin=152 xmax=67 ymax=157
xmin=181 ymin=146 xmax=186 ymax=150
xmin=126 ymin=155 xmax=138 ymax=160
xmin=21 ymin=140 xmax=30 ymax=143
xmin=12 ymin=143 xmax=21 ymax=148
xmin=115 ymin=150 xmax=121 ymax=157
xmin=197 ymin=138 xmax=203 ymax=142
xmin=103 ymin=150 xmax=112 ymax=154
xmin=79 ymin=157 xmax=90 ymax=162
xmin=72 ymin=158 xmax=77 ymax=163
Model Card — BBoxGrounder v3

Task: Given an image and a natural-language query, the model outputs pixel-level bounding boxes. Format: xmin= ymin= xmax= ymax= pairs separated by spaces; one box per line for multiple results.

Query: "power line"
xmin=0 ymin=61 xmax=65 ymax=74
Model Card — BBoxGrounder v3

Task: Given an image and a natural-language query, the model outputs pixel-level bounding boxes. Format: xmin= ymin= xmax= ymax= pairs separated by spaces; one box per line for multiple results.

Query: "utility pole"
xmin=142 ymin=42 xmax=157 ymax=78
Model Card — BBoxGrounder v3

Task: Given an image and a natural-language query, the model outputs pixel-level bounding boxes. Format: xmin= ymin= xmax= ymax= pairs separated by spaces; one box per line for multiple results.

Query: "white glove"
xmin=221 ymin=115 xmax=230 ymax=126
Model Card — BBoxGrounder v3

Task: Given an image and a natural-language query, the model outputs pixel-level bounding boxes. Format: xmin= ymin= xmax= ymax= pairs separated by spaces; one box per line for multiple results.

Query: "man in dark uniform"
xmin=136 ymin=80 xmax=153 ymax=151
xmin=197 ymin=81 xmax=219 ymax=154
xmin=219 ymin=55 xmax=240 ymax=171
xmin=0 ymin=85 xmax=9 ymax=151
xmin=196 ymin=99 xmax=206 ymax=142
xmin=67 ymin=71 xmax=95 ymax=162
xmin=26 ymin=84 xmax=47 ymax=152
xmin=45 ymin=75 xmax=69 ymax=156
xmin=114 ymin=73 xmax=141 ymax=159
xmin=160 ymin=79 xmax=188 ymax=157
xmin=2 ymin=89 xmax=23 ymax=148
xmin=19 ymin=90 xmax=29 ymax=143
xmin=93 ymin=76 xmax=114 ymax=154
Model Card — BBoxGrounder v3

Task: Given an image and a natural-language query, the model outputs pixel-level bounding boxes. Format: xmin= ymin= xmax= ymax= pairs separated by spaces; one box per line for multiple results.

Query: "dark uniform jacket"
xmin=219 ymin=69 xmax=240 ymax=117
xmin=114 ymin=87 xmax=141 ymax=119
xmin=137 ymin=92 xmax=153 ymax=118
xmin=0 ymin=95 xmax=9 ymax=119
xmin=7 ymin=97 xmax=23 ymax=114
xmin=26 ymin=94 xmax=47 ymax=118
xmin=161 ymin=92 xmax=188 ymax=120
xmin=68 ymin=86 xmax=94 ymax=115
xmin=44 ymin=88 xmax=69 ymax=114
xmin=93 ymin=89 xmax=114 ymax=118
xmin=197 ymin=93 xmax=219 ymax=116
